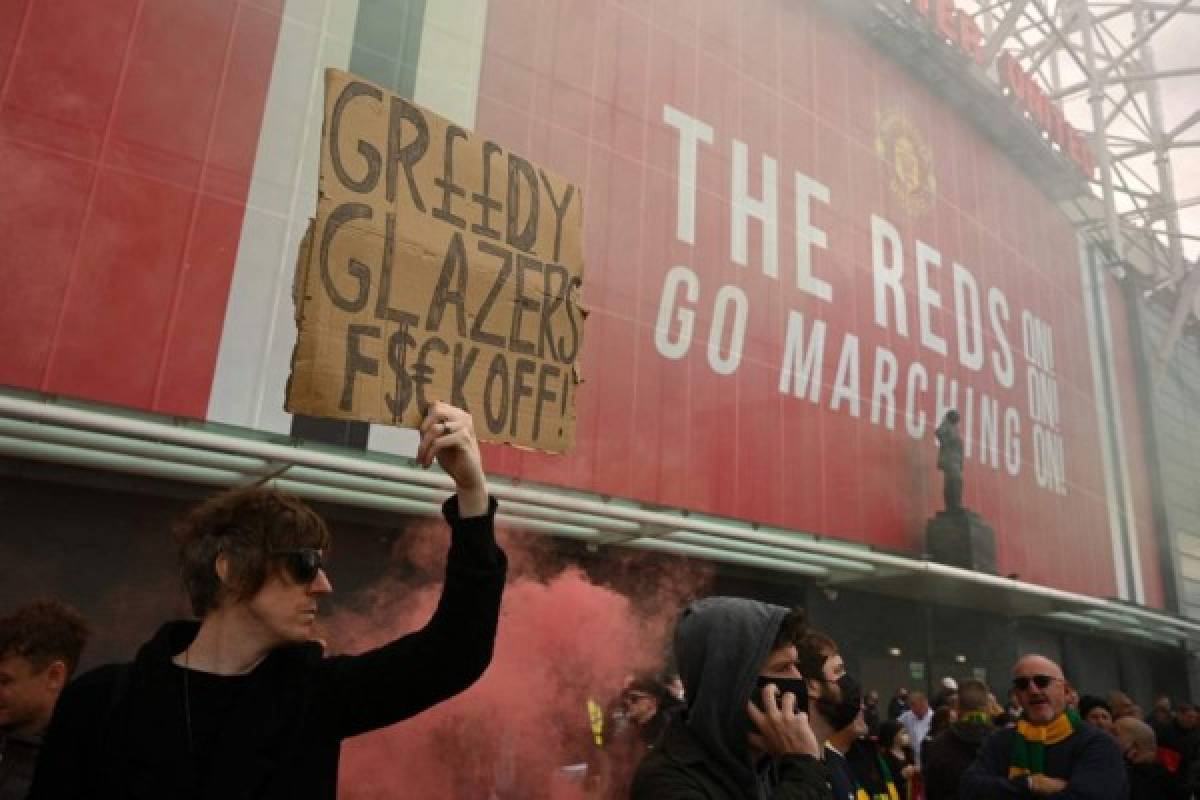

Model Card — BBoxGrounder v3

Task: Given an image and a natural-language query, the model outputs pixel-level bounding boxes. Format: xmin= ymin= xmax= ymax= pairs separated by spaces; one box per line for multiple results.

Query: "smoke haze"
xmin=330 ymin=522 xmax=710 ymax=798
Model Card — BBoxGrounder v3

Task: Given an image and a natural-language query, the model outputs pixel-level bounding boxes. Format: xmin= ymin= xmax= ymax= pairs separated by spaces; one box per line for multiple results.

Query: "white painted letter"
xmin=779 ymin=310 xmax=826 ymax=403
xmin=905 ymin=362 xmax=928 ymax=439
xmin=831 ymin=334 xmax=862 ymax=418
xmin=654 ymin=266 xmax=699 ymax=360
xmin=707 ymin=285 xmax=748 ymax=375
xmin=915 ymin=240 xmax=947 ymax=356
xmin=663 ymin=105 xmax=714 ymax=246
xmin=871 ymin=214 xmax=907 ymax=336
xmin=870 ymin=346 xmax=899 ymax=430
xmin=731 ymin=139 xmax=779 ymax=277
xmin=979 ymin=393 xmax=1000 ymax=469
xmin=1004 ymin=407 xmax=1021 ymax=476
xmin=794 ymin=171 xmax=832 ymax=301
xmin=952 ymin=262 xmax=984 ymax=371
xmin=988 ymin=286 xmax=1014 ymax=388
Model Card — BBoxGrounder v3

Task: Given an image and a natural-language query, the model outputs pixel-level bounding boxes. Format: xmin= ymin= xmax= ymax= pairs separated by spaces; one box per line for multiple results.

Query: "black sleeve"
xmin=960 ymin=730 xmax=1029 ymax=799
xmin=630 ymin=757 xmax=715 ymax=800
xmin=1057 ymin=731 xmax=1129 ymax=800
xmin=28 ymin=665 xmax=123 ymax=799
xmin=774 ymin=755 xmax=834 ymax=799
xmin=318 ymin=495 xmax=507 ymax=739
xmin=628 ymin=753 xmax=832 ymax=800
xmin=922 ymin=739 xmax=946 ymax=800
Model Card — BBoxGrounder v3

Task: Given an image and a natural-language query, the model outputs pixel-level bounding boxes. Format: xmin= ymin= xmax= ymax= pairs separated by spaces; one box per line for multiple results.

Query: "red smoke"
xmin=330 ymin=522 xmax=710 ymax=798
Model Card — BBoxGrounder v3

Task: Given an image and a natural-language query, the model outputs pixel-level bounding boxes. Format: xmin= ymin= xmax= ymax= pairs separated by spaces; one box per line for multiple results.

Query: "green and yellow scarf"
xmin=1008 ymin=707 xmax=1083 ymax=778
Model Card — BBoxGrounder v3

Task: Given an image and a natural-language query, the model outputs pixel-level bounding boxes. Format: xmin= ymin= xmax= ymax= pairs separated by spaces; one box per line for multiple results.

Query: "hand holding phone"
xmin=746 ymin=679 xmax=819 ymax=757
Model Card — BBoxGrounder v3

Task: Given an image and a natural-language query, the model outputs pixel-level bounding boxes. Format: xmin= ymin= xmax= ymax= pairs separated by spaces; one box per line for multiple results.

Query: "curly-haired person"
xmin=0 ymin=599 xmax=89 ymax=800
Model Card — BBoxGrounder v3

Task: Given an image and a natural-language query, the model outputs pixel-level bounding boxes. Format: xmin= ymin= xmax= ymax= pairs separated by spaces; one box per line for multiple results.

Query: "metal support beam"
xmin=979 ymin=0 xmax=1031 ymax=67
xmin=1080 ymin=1 xmax=1125 ymax=259
xmin=1134 ymin=0 xmax=1187 ymax=281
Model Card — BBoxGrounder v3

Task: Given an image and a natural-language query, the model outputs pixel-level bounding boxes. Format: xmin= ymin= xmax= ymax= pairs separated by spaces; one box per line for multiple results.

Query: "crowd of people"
xmin=590 ymin=623 xmax=1199 ymax=799
xmin=1 ymin=404 xmax=1198 ymax=798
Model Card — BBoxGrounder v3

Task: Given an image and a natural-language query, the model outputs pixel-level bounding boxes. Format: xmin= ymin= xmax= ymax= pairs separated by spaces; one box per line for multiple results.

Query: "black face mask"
xmin=816 ymin=674 xmax=862 ymax=731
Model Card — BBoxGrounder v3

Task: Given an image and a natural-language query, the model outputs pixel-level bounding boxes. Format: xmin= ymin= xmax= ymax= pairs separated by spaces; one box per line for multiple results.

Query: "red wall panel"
xmin=0 ymin=140 xmax=94 ymax=388
xmin=0 ymin=0 xmax=281 ymax=418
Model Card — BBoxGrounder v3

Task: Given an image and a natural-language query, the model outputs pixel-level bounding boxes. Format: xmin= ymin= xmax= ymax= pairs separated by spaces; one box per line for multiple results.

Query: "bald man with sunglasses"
xmin=31 ymin=403 xmax=506 ymax=799
xmin=961 ymin=655 xmax=1127 ymax=798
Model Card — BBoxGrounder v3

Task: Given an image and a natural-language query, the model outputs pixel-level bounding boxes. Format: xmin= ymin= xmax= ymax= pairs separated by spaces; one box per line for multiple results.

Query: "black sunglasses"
xmin=1012 ymin=675 xmax=1057 ymax=691
xmin=272 ymin=549 xmax=325 ymax=584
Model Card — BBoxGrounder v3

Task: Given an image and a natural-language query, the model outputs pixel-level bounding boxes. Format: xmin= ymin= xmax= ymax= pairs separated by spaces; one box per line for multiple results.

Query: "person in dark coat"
xmin=630 ymin=599 xmax=829 ymax=799
xmin=824 ymin=710 xmax=868 ymax=800
xmin=1159 ymin=700 xmax=1200 ymax=781
xmin=888 ymin=688 xmax=910 ymax=720
xmin=878 ymin=720 xmax=916 ymax=800
xmin=604 ymin=675 xmax=684 ymax=798
xmin=1078 ymin=695 xmax=1115 ymax=736
xmin=1114 ymin=716 xmax=1187 ymax=799
xmin=846 ymin=733 xmax=901 ymax=800
xmin=961 ymin=655 xmax=1128 ymax=798
xmin=623 ymin=674 xmax=685 ymax=751
xmin=0 ymin=601 xmax=89 ymax=800
xmin=30 ymin=403 xmax=507 ymax=800
xmin=863 ymin=690 xmax=881 ymax=738
xmin=921 ymin=678 xmax=993 ymax=800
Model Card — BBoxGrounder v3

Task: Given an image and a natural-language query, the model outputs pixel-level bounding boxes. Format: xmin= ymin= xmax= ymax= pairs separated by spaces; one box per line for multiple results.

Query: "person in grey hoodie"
xmin=630 ymin=597 xmax=831 ymax=799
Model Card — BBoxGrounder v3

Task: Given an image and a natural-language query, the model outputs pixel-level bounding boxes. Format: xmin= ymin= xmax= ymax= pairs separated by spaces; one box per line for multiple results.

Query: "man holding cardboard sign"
xmin=287 ymin=69 xmax=585 ymax=454
xmin=31 ymin=402 xmax=505 ymax=798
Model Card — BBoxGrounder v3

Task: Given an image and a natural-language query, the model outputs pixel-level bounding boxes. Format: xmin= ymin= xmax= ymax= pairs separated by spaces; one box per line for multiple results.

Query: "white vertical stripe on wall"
xmin=1079 ymin=238 xmax=1135 ymax=602
xmin=1090 ymin=249 xmax=1147 ymax=604
xmin=366 ymin=0 xmax=490 ymax=457
xmin=208 ymin=0 xmax=360 ymax=434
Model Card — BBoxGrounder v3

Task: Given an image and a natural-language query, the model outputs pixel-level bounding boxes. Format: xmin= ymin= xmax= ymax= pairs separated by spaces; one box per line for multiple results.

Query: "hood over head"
xmin=674 ymin=597 xmax=789 ymax=792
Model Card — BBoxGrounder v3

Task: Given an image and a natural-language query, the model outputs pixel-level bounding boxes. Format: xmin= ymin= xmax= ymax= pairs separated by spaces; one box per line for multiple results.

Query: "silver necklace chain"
xmin=182 ymin=647 xmax=194 ymax=759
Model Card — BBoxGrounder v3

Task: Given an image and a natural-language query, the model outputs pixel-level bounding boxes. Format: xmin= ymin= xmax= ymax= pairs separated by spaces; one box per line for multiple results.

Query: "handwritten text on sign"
xmin=287 ymin=69 xmax=585 ymax=452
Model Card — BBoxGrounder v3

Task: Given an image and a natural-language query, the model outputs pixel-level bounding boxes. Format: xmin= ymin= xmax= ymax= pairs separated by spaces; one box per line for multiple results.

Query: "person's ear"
xmin=44 ymin=660 xmax=67 ymax=694
xmin=215 ymin=552 xmax=231 ymax=584
xmin=806 ymin=675 xmax=822 ymax=699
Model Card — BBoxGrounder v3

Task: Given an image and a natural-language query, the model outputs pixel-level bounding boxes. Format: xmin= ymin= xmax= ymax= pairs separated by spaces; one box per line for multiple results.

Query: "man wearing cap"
xmin=932 ymin=677 xmax=959 ymax=713
xmin=961 ymin=654 xmax=1127 ymax=797
xmin=631 ymin=598 xmax=830 ymax=799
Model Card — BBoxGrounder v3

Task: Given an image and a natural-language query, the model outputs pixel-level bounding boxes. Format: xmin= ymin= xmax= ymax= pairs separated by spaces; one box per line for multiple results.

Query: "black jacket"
xmin=633 ymin=721 xmax=830 ymax=800
xmin=921 ymin=719 xmax=992 ymax=800
xmin=29 ymin=496 xmax=506 ymax=800
xmin=960 ymin=720 xmax=1129 ymax=799
xmin=1127 ymin=760 xmax=1187 ymax=800
xmin=630 ymin=597 xmax=831 ymax=800
xmin=0 ymin=732 xmax=40 ymax=800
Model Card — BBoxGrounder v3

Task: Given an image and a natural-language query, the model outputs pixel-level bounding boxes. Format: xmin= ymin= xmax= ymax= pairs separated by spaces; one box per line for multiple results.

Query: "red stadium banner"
xmin=0 ymin=0 xmax=1159 ymax=602
xmin=469 ymin=1 xmax=1155 ymax=599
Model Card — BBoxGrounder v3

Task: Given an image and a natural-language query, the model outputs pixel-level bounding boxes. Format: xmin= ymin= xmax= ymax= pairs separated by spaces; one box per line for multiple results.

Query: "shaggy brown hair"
xmin=175 ymin=487 xmax=331 ymax=616
xmin=772 ymin=607 xmax=809 ymax=652
xmin=0 ymin=600 xmax=90 ymax=677
xmin=795 ymin=627 xmax=839 ymax=682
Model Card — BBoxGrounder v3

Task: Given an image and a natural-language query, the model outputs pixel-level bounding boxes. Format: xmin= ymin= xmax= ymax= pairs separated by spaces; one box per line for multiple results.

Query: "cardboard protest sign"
xmin=287 ymin=69 xmax=585 ymax=452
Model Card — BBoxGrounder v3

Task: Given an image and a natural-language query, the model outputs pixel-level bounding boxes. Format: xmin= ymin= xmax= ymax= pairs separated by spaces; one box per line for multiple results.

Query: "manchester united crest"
xmin=875 ymin=111 xmax=936 ymax=216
